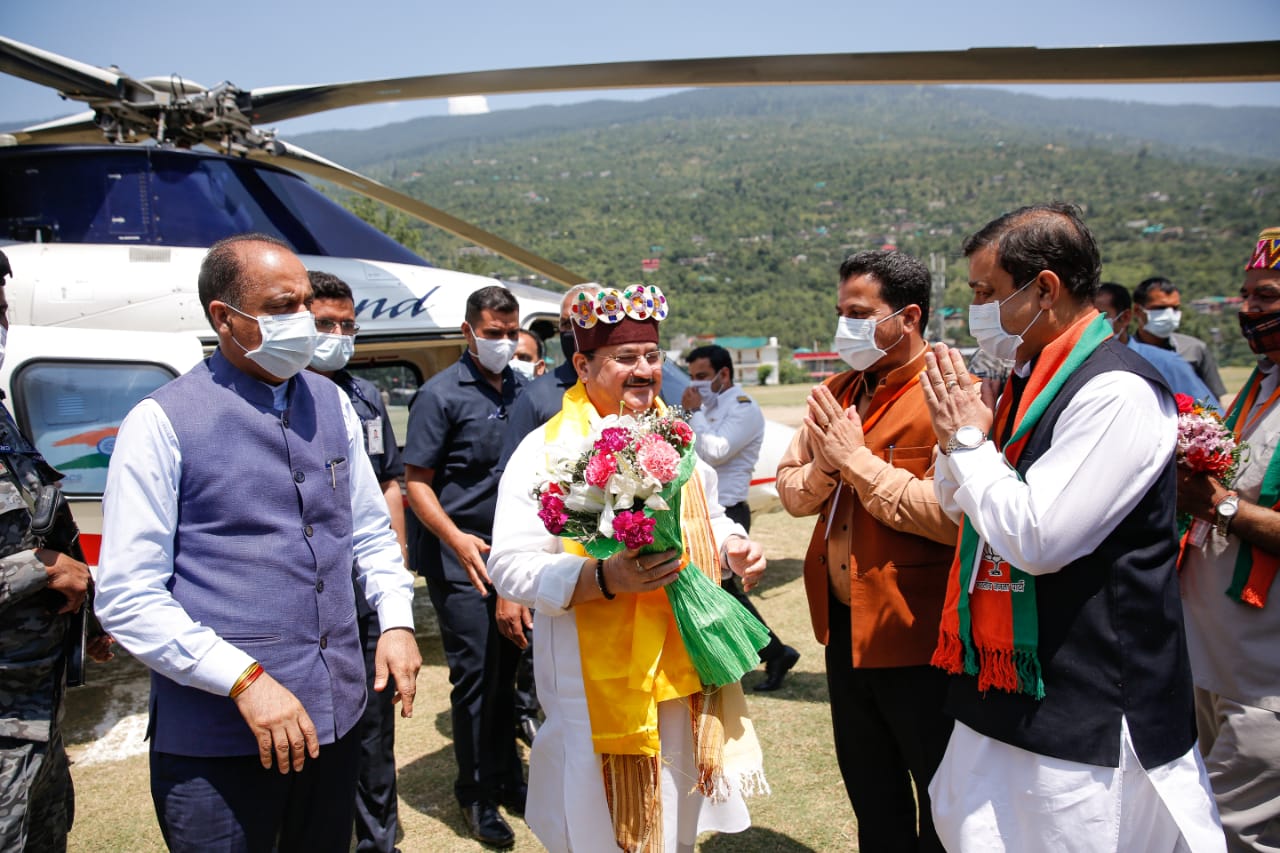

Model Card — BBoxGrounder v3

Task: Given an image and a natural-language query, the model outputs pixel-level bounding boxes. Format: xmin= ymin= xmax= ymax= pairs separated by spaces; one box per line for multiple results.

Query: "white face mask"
xmin=1142 ymin=307 xmax=1181 ymax=339
xmin=834 ymin=307 xmax=905 ymax=371
xmin=690 ymin=379 xmax=715 ymax=400
xmin=310 ymin=332 xmax=355 ymax=371
xmin=227 ymin=304 xmax=318 ymax=381
xmin=509 ymin=358 xmax=537 ymax=379
xmin=968 ymin=278 xmax=1042 ymax=363
xmin=0 ymin=325 xmax=8 ymax=373
xmin=468 ymin=328 xmax=519 ymax=374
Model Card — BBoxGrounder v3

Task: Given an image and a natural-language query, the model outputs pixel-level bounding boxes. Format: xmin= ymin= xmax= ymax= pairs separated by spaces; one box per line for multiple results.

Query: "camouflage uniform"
xmin=0 ymin=404 xmax=74 ymax=852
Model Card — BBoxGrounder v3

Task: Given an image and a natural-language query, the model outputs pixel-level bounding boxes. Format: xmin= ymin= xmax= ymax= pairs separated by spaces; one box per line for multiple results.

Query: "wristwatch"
xmin=945 ymin=425 xmax=986 ymax=455
xmin=1214 ymin=492 xmax=1239 ymax=537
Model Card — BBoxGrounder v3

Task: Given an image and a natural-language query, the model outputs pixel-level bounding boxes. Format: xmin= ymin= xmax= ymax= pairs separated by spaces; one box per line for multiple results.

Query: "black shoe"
xmin=500 ymin=782 xmax=528 ymax=817
xmin=461 ymin=801 xmax=515 ymax=848
xmin=754 ymin=645 xmax=800 ymax=692
xmin=516 ymin=716 xmax=541 ymax=747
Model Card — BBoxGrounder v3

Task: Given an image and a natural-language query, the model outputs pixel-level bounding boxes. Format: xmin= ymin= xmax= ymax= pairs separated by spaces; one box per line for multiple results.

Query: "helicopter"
xmin=2 ymin=34 xmax=1275 ymax=343
xmin=0 ymin=35 xmax=1276 ymax=537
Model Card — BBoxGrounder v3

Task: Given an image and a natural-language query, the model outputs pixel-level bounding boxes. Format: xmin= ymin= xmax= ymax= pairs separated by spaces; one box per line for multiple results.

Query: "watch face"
xmin=956 ymin=425 xmax=985 ymax=448
xmin=1218 ymin=498 xmax=1239 ymax=517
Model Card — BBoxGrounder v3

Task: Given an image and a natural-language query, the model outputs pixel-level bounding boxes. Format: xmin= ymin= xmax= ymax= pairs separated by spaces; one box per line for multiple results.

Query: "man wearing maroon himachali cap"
xmin=1177 ymin=227 xmax=1280 ymax=852
xmin=488 ymin=284 xmax=773 ymax=853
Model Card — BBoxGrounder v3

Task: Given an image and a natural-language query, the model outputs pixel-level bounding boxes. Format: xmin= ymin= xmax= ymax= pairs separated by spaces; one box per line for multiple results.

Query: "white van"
xmin=0 ymin=325 xmax=205 ymax=563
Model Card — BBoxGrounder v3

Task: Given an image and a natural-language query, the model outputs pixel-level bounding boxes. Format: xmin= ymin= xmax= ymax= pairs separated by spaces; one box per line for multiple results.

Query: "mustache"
xmin=624 ymin=378 xmax=656 ymax=388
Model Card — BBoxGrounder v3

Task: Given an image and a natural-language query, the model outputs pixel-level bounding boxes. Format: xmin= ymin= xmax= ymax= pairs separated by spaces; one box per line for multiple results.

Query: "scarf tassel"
xmin=602 ymin=753 xmax=663 ymax=853
xmin=971 ymin=646 xmax=1045 ymax=700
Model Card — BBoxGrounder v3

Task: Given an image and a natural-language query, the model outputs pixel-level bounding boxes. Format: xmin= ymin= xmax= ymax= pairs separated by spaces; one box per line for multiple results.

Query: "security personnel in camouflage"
xmin=0 ymin=250 xmax=93 ymax=853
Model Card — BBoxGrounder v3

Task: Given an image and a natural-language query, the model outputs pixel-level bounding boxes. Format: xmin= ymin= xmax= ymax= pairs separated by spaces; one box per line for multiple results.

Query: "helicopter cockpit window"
xmin=10 ymin=360 xmax=178 ymax=497
xmin=0 ymin=147 xmax=429 ymax=267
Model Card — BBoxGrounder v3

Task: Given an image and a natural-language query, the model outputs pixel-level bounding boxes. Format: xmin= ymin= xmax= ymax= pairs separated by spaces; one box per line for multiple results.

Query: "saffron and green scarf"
xmin=932 ymin=311 xmax=1111 ymax=698
xmin=1220 ymin=367 xmax=1280 ymax=608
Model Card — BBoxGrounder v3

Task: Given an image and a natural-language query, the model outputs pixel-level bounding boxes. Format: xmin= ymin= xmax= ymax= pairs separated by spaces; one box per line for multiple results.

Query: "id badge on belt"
xmin=364 ymin=419 xmax=384 ymax=456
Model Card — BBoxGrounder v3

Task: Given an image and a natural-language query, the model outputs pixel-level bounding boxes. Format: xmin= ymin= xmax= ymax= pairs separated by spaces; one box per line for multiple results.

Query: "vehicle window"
xmin=10 ymin=361 xmax=178 ymax=497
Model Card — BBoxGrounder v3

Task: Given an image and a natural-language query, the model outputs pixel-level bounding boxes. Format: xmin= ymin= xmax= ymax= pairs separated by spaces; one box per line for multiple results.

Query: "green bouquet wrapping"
xmin=534 ymin=409 xmax=770 ymax=686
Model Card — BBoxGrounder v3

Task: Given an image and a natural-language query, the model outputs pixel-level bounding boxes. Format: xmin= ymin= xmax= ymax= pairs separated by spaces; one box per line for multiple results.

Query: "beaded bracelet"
xmin=595 ymin=558 xmax=616 ymax=600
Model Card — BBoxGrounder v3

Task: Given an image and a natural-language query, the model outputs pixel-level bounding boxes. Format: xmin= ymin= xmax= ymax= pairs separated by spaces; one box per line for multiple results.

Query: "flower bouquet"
xmin=1176 ymin=393 xmax=1247 ymax=543
xmin=535 ymin=409 xmax=770 ymax=687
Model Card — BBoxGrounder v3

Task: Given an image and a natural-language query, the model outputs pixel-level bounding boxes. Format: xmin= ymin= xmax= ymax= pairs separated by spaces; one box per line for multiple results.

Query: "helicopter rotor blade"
xmin=0 ymin=35 xmax=151 ymax=103
xmin=4 ymin=111 xmax=102 ymax=145
xmin=247 ymin=40 xmax=1280 ymax=125
xmin=258 ymin=140 xmax=588 ymax=287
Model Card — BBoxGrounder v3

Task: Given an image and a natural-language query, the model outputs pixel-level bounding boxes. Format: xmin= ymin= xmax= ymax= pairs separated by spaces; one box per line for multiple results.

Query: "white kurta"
xmin=490 ymin=423 xmax=751 ymax=853
xmin=930 ymin=366 xmax=1224 ymax=853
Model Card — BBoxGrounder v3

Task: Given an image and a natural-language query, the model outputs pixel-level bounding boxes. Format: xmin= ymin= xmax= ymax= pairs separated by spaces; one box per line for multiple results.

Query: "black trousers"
xmin=721 ymin=501 xmax=784 ymax=663
xmin=826 ymin=595 xmax=953 ymax=853
xmin=425 ymin=573 xmax=523 ymax=806
xmin=151 ymin=728 xmax=360 ymax=853
xmin=353 ymin=611 xmax=399 ymax=853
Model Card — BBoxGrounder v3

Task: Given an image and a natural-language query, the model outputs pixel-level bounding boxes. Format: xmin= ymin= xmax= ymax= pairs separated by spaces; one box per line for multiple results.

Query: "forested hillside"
xmin=297 ymin=86 xmax=1280 ymax=362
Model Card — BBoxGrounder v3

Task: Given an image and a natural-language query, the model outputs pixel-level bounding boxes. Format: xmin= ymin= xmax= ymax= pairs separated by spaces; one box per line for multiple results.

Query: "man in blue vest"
xmin=97 ymin=234 xmax=420 ymax=852
xmin=919 ymin=204 xmax=1222 ymax=851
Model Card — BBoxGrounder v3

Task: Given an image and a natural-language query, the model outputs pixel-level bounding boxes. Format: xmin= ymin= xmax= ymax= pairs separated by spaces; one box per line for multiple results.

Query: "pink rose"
xmin=595 ymin=427 xmax=631 ymax=454
xmin=538 ymin=492 xmax=568 ymax=534
xmin=636 ymin=434 xmax=681 ymax=483
xmin=612 ymin=510 xmax=657 ymax=550
xmin=670 ymin=420 xmax=694 ymax=448
xmin=585 ymin=452 xmax=618 ymax=488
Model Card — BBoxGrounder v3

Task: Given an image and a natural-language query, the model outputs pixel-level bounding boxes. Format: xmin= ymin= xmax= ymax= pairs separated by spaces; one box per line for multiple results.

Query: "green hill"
xmin=295 ymin=86 xmax=1280 ymax=362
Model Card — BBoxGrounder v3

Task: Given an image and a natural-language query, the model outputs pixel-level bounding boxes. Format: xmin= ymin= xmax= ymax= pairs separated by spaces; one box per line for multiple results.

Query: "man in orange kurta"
xmin=777 ymin=250 xmax=959 ymax=853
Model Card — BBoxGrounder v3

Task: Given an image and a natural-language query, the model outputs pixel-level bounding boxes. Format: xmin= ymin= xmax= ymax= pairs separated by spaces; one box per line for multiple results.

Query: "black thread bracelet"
xmin=595 ymin=558 xmax=616 ymax=600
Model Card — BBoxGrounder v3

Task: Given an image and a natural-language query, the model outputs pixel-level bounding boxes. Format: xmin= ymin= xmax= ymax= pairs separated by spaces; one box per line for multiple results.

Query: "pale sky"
xmin=2 ymin=0 xmax=1277 ymax=137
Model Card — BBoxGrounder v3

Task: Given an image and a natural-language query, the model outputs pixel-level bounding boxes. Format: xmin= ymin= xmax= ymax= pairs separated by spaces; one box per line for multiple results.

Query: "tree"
xmin=756 ymin=364 xmax=774 ymax=385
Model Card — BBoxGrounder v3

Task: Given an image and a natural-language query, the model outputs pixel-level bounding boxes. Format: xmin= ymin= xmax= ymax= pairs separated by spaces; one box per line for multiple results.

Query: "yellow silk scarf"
xmin=544 ymin=381 xmax=718 ymax=756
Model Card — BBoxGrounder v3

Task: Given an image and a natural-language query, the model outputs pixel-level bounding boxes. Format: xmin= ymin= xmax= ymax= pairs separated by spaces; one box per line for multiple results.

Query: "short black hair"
xmin=1096 ymin=282 xmax=1132 ymax=313
xmin=198 ymin=233 xmax=293 ymax=324
xmin=962 ymin=203 xmax=1101 ymax=302
xmin=465 ymin=285 xmax=519 ymax=326
xmin=518 ymin=328 xmax=544 ymax=360
xmin=1133 ymin=276 xmax=1178 ymax=307
xmin=0 ymin=249 xmax=11 ymax=280
xmin=687 ymin=344 xmax=734 ymax=383
xmin=308 ymin=270 xmax=353 ymax=303
xmin=838 ymin=250 xmax=932 ymax=320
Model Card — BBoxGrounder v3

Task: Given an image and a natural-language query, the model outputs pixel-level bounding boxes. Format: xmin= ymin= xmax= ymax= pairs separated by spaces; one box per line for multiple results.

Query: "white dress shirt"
xmin=96 ymin=383 xmax=414 ymax=698
xmin=688 ymin=383 xmax=764 ymax=508
xmin=930 ymin=367 xmax=1224 ymax=851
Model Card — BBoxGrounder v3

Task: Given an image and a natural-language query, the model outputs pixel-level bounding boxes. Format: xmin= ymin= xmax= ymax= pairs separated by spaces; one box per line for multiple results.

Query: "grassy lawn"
xmin=62 ymin=509 xmax=857 ymax=852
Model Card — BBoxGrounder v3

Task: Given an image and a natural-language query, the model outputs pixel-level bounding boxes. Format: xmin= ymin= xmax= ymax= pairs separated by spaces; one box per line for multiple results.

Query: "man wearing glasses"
xmin=489 ymin=284 xmax=769 ymax=852
xmin=404 ymin=285 xmax=529 ymax=848
xmin=306 ymin=270 xmax=408 ymax=853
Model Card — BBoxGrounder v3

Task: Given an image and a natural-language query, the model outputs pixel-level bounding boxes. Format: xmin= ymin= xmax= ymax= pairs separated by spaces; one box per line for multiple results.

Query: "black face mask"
xmin=1239 ymin=308 xmax=1280 ymax=355
xmin=560 ymin=329 xmax=578 ymax=361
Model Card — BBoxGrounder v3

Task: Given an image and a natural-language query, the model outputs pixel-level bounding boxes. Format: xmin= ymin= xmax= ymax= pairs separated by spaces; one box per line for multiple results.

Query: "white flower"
xmin=565 ymin=482 xmax=606 ymax=514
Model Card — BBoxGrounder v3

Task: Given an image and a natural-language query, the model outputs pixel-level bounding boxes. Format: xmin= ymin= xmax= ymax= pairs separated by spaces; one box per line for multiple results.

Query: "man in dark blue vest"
xmin=97 ymin=234 xmax=421 ymax=852
xmin=918 ymin=204 xmax=1223 ymax=851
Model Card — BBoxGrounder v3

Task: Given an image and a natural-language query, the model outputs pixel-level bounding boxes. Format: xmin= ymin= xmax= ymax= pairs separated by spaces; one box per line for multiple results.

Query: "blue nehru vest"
xmin=147 ymin=349 xmax=365 ymax=757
